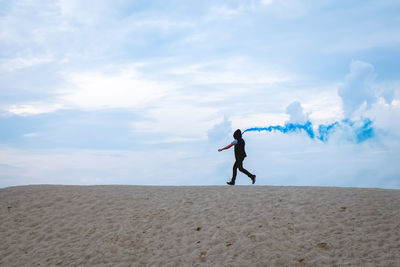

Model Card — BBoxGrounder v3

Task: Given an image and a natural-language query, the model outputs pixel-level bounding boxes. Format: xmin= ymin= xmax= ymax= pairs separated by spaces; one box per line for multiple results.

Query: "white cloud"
xmin=23 ymin=132 xmax=39 ymax=138
xmin=365 ymin=98 xmax=400 ymax=138
xmin=58 ymin=65 xmax=174 ymax=110
xmin=0 ymin=55 xmax=54 ymax=71
xmin=301 ymin=88 xmax=343 ymax=123
xmin=338 ymin=60 xmax=377 ymax=118
xmin=207 ymin=117 xmax=232 ymax=143
xmin=285 ymin=101 xmax=309 ymax=123
xmin=380 ymin=87 xmax=395 ymax=104
xmin=338 ymin=60 xmax=397 ymax=118
xmin=7 ymin=103 xmax=62 ymax=116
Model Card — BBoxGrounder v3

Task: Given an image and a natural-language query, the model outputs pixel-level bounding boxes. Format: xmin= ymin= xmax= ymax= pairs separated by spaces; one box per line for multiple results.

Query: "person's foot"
xmin=226 ymin=181 xmax=235 ymax=185
xmin=251 ymin=174 xmax=256 ymax=184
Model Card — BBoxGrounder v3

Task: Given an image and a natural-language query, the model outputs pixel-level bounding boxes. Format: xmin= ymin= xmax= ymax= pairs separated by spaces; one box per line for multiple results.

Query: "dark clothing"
xmin=231 ymin=158 xmax=253 ymax=183
xmin=234 ymin=138 xmax=247 ymax=160
xmin=228 ymin=131 xmax=254 ymax=185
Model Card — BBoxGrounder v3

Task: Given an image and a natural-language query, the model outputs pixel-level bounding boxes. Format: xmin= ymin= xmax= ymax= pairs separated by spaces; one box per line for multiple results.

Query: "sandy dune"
xmin=1 ymin=185 xmax=399 ymax=266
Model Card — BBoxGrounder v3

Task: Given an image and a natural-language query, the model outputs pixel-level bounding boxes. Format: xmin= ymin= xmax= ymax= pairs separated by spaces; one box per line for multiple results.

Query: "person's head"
xmin=233 ymin=129 xmax=242 ymax=140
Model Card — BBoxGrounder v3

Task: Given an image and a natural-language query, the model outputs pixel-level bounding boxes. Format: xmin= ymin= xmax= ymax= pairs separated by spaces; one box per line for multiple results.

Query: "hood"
xmin=233 ymin=129 xmax=242 ymax=140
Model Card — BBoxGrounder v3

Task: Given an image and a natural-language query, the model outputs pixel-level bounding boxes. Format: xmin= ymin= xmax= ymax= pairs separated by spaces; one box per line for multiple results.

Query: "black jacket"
xmin=234 ymin=138 xmax=247 ymax=160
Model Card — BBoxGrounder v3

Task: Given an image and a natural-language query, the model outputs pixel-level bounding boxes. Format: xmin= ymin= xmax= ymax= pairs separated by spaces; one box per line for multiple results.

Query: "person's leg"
xmin=237 ymin=159 xmax=256 ymax=184
xmin=237 ymin=159 xmax=253 ymax=178
xmin=230 ymin=160 xmax=239 ymax=184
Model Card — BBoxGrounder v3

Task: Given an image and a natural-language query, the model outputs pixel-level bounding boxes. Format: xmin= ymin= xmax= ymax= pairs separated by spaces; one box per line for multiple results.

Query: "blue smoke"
xmin=243 ymin=118 xmax=374 ymax=143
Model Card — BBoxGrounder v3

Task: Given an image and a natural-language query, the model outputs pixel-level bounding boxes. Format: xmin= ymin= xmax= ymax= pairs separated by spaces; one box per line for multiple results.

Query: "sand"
xmin=1 ymin=185 xmax=399 ymax=266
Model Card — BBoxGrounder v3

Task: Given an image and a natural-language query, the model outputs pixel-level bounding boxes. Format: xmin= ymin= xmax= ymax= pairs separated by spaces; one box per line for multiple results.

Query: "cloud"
xmin=23 ymin=132 xmax=39 ymax=138
xmin=365 ymin=98 xmax=400 ymax=138
xmin=338 ymin=60 xmax=397 ymax=118
xmin=207 ymin=117 xmax=232 ymax=143
xmin=59 ymin=65 xmax=173 ymax=110
xmin=380 ymin=87 xmax=395 ymax=104
xmin=7 ymin=103 xmax=62 ymax=116
xmin=285 ymin=101 xmax=308 ymax=123
xmin=338 ymin=60 xmax=376 ymax=118
xmin=0 ymin=55 xmax=54 ymax=71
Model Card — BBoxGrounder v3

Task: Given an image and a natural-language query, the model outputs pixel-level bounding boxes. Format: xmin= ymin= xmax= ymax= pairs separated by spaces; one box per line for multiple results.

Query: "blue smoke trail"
xmin=243 ymin=118 xmax=374 ymax=143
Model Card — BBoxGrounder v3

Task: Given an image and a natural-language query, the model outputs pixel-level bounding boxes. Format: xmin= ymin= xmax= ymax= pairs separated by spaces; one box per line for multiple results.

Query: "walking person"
xmin=218 ymin=129 xmax=256 ymax=185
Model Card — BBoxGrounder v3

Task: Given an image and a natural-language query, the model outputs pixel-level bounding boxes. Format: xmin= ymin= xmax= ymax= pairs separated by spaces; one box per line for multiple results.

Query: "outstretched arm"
xmin=218 ymin=143 xmax=233 ymax=152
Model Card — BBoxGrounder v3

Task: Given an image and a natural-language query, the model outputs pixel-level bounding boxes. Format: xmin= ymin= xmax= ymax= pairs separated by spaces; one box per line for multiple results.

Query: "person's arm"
xmin=218 ymin=143 xmax=233 ymax=152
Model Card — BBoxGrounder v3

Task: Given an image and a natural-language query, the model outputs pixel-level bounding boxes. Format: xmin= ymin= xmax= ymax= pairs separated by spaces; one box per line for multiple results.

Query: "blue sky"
xmin=1 ymin=0 xmax=399 ymax=188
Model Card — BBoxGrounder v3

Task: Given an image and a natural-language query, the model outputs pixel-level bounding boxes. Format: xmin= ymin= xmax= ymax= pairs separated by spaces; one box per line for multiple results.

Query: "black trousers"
xmin=231 ymin=158 xmax=252 ymax=183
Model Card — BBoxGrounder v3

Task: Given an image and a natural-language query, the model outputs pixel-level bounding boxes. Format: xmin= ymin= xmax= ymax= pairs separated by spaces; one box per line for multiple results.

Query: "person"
xmin=218 ymin=129 xmax=256 ymax=185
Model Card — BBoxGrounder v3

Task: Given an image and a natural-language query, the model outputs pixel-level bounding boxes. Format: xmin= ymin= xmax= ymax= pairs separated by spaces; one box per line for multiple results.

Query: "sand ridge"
xmin=1 ymin=185 xmax=400 ymax=266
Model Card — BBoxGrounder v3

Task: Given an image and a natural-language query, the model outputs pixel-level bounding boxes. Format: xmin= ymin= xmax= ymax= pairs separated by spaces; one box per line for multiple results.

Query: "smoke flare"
xmin=243 ymin=118 xmax=374 ymax=143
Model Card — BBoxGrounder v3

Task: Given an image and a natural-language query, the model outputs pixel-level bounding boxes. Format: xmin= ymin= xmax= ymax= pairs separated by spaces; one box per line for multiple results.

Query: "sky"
xmin=0 ymin=0 xmax=399 ymax=188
